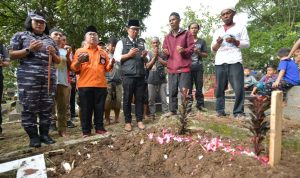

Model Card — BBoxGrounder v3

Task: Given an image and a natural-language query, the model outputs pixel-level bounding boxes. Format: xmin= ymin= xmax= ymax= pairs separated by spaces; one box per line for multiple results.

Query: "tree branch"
xmin=2 ymin=2 xmax=22 ymax=18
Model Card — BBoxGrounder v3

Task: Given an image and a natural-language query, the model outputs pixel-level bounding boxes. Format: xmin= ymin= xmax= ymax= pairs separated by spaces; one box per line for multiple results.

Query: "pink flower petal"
xmin=236 ymin=145 xmax=244 ymax=151
xmin=156 ymin=137 xmax=164 ymax=144
xmin=148 ymin=133 xmax=154 ymax=140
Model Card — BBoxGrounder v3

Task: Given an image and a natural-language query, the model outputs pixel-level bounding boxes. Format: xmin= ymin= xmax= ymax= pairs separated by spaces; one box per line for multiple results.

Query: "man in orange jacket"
xmin=71 ymin=26 xmax=114 ymax=137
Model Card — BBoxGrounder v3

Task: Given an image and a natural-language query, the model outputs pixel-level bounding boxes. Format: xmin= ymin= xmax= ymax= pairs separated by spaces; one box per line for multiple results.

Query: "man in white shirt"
xmin=211 ymin=6 xmax=250 ymax=119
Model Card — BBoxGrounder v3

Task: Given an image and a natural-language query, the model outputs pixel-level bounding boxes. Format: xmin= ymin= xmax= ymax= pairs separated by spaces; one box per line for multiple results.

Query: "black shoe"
xmin=67 ymin=120 xmax=76 ymax=128
xmin=196 ymin=106 xmax=208 ymax=112
xmin=29 ymin=137 xmax=41 ymax=147
xmin=24 ymin=127 xmax=41 ymax=148
xmin=40 ymin=125 xmax=56 ymax=144
xmin=40 ymin=135 xmax=56 ymax=144
xmin=234 ymin=113 xmax=250 ymax=120
xmin=216 ymin=112 xmax=228 ymax=117
xmin=49 ymin=123 xmax=57 ymax=131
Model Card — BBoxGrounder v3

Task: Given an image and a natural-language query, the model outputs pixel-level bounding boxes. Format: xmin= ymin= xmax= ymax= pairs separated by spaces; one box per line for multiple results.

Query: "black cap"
xmin=85 ymin=25 xmax=98 ymax=34
xmin=127 ymin=19 xmax=140 ymax=27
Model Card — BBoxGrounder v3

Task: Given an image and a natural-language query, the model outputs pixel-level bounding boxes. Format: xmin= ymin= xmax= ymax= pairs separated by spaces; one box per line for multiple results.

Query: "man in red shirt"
xmin=162 ymin=12 xmax=195 ymax=116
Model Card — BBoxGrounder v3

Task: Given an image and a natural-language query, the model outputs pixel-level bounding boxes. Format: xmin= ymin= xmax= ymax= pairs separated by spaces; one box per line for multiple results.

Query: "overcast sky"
xmin=141 ymin=0 xmax=248 ymax=38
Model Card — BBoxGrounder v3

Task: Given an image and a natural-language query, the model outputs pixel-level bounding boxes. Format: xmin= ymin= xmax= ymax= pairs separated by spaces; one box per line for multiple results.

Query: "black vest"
xmin=121 ymin=37 xmax=145 ymax=77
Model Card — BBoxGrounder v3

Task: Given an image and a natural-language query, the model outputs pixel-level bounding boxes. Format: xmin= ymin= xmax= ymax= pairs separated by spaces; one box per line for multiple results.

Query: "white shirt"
xmin=114 ymin=36 xmax=135 ymax=62
xmin=211 ymin=24 xmax=250 ymax=65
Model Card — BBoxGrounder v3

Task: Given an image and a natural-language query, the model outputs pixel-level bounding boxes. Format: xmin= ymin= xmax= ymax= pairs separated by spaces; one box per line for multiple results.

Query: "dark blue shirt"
xmin=9 ymin=31 xmax=58 ymax=66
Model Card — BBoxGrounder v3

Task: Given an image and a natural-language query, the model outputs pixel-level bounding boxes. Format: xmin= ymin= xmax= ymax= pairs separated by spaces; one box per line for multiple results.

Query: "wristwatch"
xmin=25 ymin=48 xmax=30 ymax=54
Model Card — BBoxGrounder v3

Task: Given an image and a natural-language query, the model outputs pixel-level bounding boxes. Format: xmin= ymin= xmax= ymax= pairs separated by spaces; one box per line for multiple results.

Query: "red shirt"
xmin=162 ymin=29 xmax=195 ymax=73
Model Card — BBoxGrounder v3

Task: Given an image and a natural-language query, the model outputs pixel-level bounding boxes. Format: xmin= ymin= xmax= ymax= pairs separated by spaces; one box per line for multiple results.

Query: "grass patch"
xmin=188 ymin=119 xmax=249 ymax=139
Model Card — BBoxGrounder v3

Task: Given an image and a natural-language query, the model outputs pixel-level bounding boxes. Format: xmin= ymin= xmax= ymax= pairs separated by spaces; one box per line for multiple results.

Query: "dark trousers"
xmin=122 ymin=76 xmax=145 ymax=123
xmin=168 ymin=72 xmax=191 ymax=113
xmin=215 ymin=63 xmax=244 ymax=116
xmin=189 ymin=66 xmax=204 ymax=107
xmin=70 ymin=83 xmax=76 ymax=118
xmin=18 ymin=70 xmax=56 ymax=128
xmin=78 ymin=87 xmax=107 ymax=134
xmin=264 ymin=80 xmax=293 ymax=96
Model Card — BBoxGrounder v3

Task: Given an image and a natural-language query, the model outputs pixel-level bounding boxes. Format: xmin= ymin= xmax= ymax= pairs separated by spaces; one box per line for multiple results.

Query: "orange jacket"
xmin=71 ymin=45 xmax=112 ymax=88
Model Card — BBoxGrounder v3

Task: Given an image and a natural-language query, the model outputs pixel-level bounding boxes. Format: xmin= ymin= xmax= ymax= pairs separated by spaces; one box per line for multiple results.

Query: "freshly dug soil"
xmin=46 ymin=128 xmax=300 ymax=178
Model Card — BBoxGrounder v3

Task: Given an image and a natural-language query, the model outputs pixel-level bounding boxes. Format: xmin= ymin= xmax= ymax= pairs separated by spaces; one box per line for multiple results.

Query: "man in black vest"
xmin=114 ymin=19 xmax=147 ymax=131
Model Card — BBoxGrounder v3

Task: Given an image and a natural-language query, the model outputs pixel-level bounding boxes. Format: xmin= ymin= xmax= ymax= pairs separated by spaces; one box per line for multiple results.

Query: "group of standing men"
xmin=0 ymin=5 xmax=250 ymax=147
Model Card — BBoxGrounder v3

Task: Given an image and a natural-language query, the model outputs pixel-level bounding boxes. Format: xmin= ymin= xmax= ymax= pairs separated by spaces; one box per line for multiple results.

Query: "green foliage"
xmin=0 ymin=0 xmax=152 ymax=89
xmin=236 ymin=0 xmax=300 ymax=70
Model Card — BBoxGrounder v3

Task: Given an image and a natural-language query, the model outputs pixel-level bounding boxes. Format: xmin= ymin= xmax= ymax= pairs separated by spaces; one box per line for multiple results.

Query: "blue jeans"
xmin=215 ymin=63 xmax=244 ymax=116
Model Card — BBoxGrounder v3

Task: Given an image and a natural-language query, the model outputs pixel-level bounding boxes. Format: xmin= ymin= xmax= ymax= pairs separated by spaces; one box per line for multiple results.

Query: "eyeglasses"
xmin=86 ymin=32 xmax=98 ymax=36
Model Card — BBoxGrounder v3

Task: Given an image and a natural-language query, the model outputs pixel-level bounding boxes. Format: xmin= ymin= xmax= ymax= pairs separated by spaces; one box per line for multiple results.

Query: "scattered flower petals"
xmin=61 ymin=161 xmax=72 ymax=173
xmin=156 ymin=137 xmax=164 ymax=144
xmin=256 ymin=156 xmax=269 ymax=165
xmin=86 ymin=154 xmax=91 ymax=159
xmin=198 ymin=155 xmax=203 ymax=160
xmin=108 ymin=145 xmax=114 ymax=148
xmin=140 ymin=139 xmax=144 ymax=145
xmin=236 ymin=145 xmax=244 ymax=151
xmin=90 ymin=141 xmax=98 ymax=145
xmin=148 ymin=133 xmax=154 ymax=140
xmin=147 ymin=128 xmax=269 ymax=165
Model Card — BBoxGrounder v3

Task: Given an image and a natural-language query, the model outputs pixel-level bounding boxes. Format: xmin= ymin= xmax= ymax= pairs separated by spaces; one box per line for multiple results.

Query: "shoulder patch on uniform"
xmin=100 ymin=54 xmax=106 ymax=65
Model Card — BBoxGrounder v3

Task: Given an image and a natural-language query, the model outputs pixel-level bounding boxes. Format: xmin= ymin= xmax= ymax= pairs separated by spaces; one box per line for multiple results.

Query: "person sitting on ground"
xmin=104 ymin=37 xmax=122 ymax=125
xmin=244 ymin=67 xmax=257 ymax=91
xmin=250 ymin=65 xmax=277 ymax=96
xmin=264 ymin=48 xmax=300 ymax=96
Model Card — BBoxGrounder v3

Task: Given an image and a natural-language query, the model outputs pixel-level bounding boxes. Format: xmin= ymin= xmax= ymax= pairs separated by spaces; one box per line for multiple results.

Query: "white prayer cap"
xmin=221 ymin=5 xmax=236 ymax=13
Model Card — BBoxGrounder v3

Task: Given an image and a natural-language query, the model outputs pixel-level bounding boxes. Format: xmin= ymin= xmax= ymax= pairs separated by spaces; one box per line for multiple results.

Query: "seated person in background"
xmin=250 ymin=65 xmax=277 ymax=96
xmin=264 ymin=48 xmax=300 ymax=96
xmin=244 ymin=67 xmax=257 ymax=91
